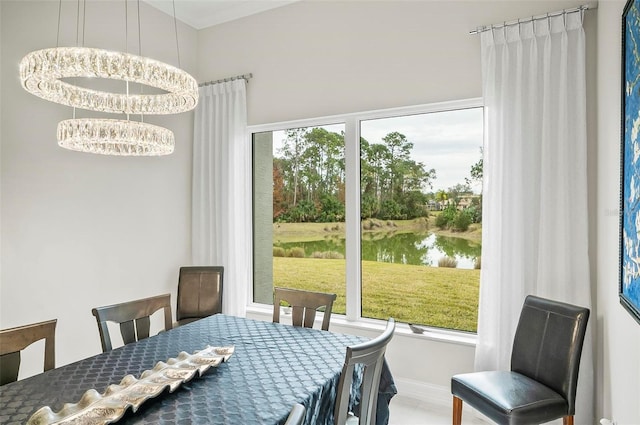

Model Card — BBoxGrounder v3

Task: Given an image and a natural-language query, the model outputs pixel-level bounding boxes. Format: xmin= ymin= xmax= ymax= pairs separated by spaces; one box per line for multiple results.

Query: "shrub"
xmin=474 ymin=256 xmax=481 ymax=269
xmin=318 ymin=195 xmax=345 ymax=222
xmin=362 ymin=219 xmax=382 ymax=231
xmin=452 ymin=210 xmax=472 ymax=231
xmin=325 ymin=251 xmax=345 ymax=259
xmin=398 ymin=190 xmax=428 ymax=219
xmin=434 ymin=213 xmax=448 ymax=229
xmin=288 ymin=200 xmax=317 ymax=222
xmin=361 ymin=195 xmax=377 ymax=219
xmin=379 ymin=200 xmax=404 ymax=220
xmin=466 ymin=205 xmax=482 ymax=224
xmin=310 ymin=251 xmax=345 ymax=259
xmin=438 ymin=256 xmax=458 ymax=268
xmin=273 ymin=247 xmax=286 ymax=257
xmin=435 ymin=205 xmax=457 ymax=229
xmin=287 ymin=247 xmax=306 ymax=258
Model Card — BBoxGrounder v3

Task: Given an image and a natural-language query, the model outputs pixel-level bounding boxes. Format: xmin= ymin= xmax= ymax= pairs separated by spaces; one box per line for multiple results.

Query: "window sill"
xmin=245 ymin=304 xmax=477 ymax=347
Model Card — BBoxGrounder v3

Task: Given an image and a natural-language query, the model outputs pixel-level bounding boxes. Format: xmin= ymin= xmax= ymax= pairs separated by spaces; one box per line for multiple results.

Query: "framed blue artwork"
xmin=620 ymin=0 xmax=640 ymax=325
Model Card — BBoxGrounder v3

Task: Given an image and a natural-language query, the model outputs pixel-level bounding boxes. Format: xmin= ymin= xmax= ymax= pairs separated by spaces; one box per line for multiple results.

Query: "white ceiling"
xmin=143 ymin=0 xmax=298 ymax=30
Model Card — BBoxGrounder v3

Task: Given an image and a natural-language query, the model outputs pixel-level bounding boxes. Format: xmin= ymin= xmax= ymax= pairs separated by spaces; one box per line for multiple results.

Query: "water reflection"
xmin=275 ymin=232 xmax=481 ymax=269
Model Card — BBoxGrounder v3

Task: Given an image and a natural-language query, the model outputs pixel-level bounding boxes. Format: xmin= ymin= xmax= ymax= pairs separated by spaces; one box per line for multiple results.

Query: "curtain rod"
xmin=469 ymin=4 xmax=595 ymax=35
xmin=199 ymin=73 xmax=253 ymax=87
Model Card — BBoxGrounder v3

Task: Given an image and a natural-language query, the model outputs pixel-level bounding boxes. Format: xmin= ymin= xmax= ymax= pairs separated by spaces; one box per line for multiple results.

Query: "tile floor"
xmin=388 ymin=394 xmax=487 ymax=425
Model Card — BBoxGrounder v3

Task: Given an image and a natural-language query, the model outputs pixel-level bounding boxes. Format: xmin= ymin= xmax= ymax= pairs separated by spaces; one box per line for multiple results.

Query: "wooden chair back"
xmin=176 ymin=266 xmax=223 ymax=326
xmin=0 ymin=319 xmax=57 ymax=386
xmin=91 ymin=294 xmax=172 ymax=352
xmin=334 ymin=318 xmax=395 ymax=425
xmin=273 ymin=287 xmax=337 ymax=331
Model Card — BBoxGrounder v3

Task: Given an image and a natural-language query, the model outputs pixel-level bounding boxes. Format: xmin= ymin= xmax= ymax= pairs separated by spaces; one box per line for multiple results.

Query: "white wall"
xmin=0 ymin=1 xmax=197 ymax=373
xmin=596 ymin=2 xmax=640 ymax=424
xmin=197 ymin=0 xmax=594 ymax=126
xmin=198 ymin=0 xmax=601 ymax=411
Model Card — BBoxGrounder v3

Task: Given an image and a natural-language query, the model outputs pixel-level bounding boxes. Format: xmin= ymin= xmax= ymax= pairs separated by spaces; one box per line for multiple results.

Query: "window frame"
xmin=247 ymin=97 xmax=484 ymax=335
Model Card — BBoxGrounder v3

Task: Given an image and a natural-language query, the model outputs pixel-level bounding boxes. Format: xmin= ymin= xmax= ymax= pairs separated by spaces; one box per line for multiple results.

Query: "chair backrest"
xmin=176 ymin=266 xmax=224 ymax=325
xmin=91 ymin=294 xmax=173 ymax=353
xmin=334 ymin=318 xmax=395 ymax=425
xmin=284 ymin=402 xmax=306 ymax=425
xmin=0 ymin=319 xmax=57 ymax=386
xmin=511 ymin=295 xmax=590 ymax=415
xmin=272 ymin=287 xmax=337 ymax=331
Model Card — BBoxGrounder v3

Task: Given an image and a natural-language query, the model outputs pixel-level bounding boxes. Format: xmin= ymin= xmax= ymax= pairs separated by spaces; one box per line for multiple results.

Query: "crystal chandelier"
xmin=19 ymin=1 xmax=198 ymax=156
xmin=57 ymin=119 xmax=175 ymax=156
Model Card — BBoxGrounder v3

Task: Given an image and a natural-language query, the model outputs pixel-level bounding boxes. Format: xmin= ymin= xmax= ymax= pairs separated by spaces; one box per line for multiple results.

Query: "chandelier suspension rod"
xmin=125 ymin=0 xmax=128 ymax=53
xmin=137 ymin=0 xmax=142 ymax=57
xmin=81 ymin=0 xmax=86 ymax=46
xmin=172 ymin=0 xmax=181 ymax=69
xmin=137 ymin=0 xmax=144 ymax=122
xmin=76 ymin=0 xmax=80 ymax=46
xmin=125 ymin=0 xmax=130 ymax=121
xmin=56 ymin=0 xmax=62 ymax=47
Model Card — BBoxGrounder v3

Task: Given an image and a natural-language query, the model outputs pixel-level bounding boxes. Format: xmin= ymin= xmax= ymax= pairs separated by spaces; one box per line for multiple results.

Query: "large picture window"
xmin=252 ymin=100 xmax=483 ymax=333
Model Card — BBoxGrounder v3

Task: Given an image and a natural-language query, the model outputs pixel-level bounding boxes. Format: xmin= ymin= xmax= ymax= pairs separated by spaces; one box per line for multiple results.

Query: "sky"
xmin=361 ymin=107 xmax=484 ymax=193
xmin=272 ymin=106 xmax=484 ymax=194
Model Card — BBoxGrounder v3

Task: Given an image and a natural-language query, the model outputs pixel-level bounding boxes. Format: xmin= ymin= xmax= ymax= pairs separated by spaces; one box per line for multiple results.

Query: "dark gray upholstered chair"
xmin=451 ymin=295 xmax=590 ymax=425
xmin=284 ymin=403 xmax=306 ymax=425
xmin=92 ymin=294 xmax=173 ymax=353
xmin=0 ymin=319 xmax=57 ymax=386
xmin=176 ymin=266 xmax=224 ymax=326
xmin=273 ymin=287 xmax=337 ymax=331
xmin=334 ymin=318 xmax=395 ymax=425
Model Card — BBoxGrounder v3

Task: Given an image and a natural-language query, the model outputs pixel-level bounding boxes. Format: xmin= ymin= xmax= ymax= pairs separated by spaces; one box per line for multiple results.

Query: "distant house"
xmin=427 ymin=200 xmax=440 ymax=211
xmin=456 ymin=195 xmax=480 ymax=210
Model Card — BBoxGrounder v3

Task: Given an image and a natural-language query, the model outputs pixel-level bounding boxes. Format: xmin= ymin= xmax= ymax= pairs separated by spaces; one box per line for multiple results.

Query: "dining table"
xmin=0 ymin=314 xmax=396 ymax=425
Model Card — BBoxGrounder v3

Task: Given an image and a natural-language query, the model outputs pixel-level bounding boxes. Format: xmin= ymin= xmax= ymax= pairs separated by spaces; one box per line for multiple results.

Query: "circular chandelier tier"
xmin=20 ymin=47 xmax=199 ymax=115
xmin=57 ymin=118 xmax=175 ymax=156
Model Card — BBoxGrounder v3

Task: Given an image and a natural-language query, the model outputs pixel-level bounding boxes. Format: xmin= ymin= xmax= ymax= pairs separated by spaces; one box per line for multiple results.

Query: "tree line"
xmin=273 ymin=127 xmax=482 ymax=226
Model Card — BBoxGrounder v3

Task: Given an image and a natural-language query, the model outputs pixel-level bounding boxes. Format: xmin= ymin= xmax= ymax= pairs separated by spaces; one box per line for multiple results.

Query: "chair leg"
xmin=453 ymin=396 xmax=463 ymax=425
xmin=563 ymin=416 xmax=574 ymax=425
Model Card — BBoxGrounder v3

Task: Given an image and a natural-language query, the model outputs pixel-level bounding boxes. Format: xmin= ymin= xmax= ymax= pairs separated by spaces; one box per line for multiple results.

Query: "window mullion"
xmin=344 ymin=117 xmax=361 ymax=321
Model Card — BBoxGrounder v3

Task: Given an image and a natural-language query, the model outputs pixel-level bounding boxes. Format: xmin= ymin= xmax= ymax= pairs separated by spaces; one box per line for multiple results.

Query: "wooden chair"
xmin=334 ymin=318 xmax=395 ymax=425
xmin=451 ymin=295 xmax=590 ymax=425
xmin=284 ymin=403 xmax=306 ymax=425
xmin=272 ymin=287 xmax=337 ymax=331
xmin=0 ymin=319 xmax=57 ymax=386
xmin=91 ymin=294 xmax=172 ymax=353
xmin=176 ymin=266 xmax=223 ymax=326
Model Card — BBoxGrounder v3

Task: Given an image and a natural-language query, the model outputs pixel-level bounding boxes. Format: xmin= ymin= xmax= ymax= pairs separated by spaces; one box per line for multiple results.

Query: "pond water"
xmin=275 ymin=232 xmax=481 ymax=269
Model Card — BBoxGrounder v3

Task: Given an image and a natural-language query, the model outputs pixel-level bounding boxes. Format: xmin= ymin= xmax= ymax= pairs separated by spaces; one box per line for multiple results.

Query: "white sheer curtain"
xmin=476 ymin=11 xmax=593 ymax=424
xmin=192 ymin=80 xmax=249 ymax=317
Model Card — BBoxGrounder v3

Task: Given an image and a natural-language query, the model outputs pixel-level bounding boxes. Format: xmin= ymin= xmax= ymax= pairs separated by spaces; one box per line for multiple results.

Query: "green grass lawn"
xmin=273 ymin=257 xmax=479 ymax=333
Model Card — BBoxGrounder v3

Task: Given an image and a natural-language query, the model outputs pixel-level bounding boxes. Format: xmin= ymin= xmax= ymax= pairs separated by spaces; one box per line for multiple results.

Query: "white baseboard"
xmin=393 ymin=378 xmax=451 ymax=407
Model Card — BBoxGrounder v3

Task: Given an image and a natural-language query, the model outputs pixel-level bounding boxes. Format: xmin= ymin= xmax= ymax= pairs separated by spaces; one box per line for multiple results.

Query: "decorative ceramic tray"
xmin=26 ymin=345 xmax=235 ymax=425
